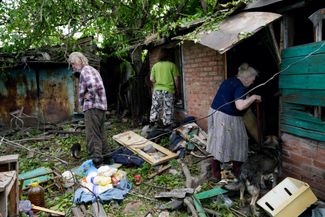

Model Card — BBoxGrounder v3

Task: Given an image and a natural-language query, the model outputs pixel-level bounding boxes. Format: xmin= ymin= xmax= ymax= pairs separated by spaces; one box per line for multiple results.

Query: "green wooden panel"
xmin=280 ymin=124 xmax=325 ymax=142
xmin=281 ymin=54 xmax=325 ymax=75
xmin=280 ymin=108 xmax=321 ymax=124
xmin=281 ymin=102 xmax=304 ymax=110
xmin=280 ymin=109 xmax=322 ymax=124
xmin=280 ymin=41 xmax=325 ymax=142
xmin=18 ymin=167 xmax=53 ymax=189
xmin=279 ymin=74 xmax=325 ymax=89
xmin=194 ymin=188 xmax=228 ymax=200
xmin=193 ymin=198 xmax=208 ymax=217
xmin=281 ymin=41 xmax=325 ymax=59
xmin=280 ymin=115 xmax=325 ymax=132
xmin=280 ymin=89 xmax=325 ymax=106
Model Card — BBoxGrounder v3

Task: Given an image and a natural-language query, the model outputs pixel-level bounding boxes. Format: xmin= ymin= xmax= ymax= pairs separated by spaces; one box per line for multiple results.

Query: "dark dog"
xmin=225 ymin=135 xmax=282 ymax=216
xmin=70 ymin=143 xmax=81 ymax=159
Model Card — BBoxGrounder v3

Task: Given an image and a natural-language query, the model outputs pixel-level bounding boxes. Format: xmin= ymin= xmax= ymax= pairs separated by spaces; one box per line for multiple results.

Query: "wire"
xmin=198 ymin=41 xmax=325 ymax=121
xmin=149 ymin=41 xmax=325 ymax=140
xmin=1 ymin=136 xmax=68 ymax=165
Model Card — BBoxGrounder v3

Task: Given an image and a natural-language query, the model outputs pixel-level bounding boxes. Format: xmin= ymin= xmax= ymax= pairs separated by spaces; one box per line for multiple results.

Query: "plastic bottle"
xmin=27 ymin=182 xmax=45 ymax=207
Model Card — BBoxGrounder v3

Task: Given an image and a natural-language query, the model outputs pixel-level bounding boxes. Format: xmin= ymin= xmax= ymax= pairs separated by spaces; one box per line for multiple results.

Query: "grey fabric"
xmin=207 ymin=108 xmax=248 ymax=162
xmin=150 ymin=90 xmax=175 ymax=125
xmin=85 ymin=108 xmax=110 ymax=160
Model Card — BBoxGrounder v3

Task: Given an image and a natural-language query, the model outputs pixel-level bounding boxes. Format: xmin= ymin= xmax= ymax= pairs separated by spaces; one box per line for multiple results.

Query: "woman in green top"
xmin=149 ymin=48 xmax=179 ymax=127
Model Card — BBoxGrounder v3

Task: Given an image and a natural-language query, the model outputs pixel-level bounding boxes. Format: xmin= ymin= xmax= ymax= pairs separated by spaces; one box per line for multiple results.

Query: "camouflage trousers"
xmin=150 ymin=90 xmax=175 ymax=126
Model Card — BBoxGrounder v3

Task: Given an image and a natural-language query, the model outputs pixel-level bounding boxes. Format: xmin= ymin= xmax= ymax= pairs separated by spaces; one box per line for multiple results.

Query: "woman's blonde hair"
xmin=68 ymin=52 xmax=89 ymax=66
xmin=237 ymin=63 xmax=258 ymax=78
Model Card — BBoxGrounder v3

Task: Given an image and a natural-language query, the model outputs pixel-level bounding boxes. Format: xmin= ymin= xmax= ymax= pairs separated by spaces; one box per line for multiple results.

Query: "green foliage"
xmin=0 ymin=0 xmax=252 ymax=57
xmin=47 ymin=191 xmax=74 ymax=213
xmin=168 ymin=159 xmax=179 ymax=168
xmin=153 ymin=173 xmax=184 ymax=188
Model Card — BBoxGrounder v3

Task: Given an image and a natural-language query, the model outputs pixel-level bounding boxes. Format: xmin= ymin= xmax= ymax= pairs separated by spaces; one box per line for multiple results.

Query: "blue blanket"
xmin=73 ymin=179 xmax=132 ymax=204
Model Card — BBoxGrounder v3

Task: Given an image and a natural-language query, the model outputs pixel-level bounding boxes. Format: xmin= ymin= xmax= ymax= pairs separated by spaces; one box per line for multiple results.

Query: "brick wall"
xmin=181 ymin=41 xmax=225 ymax=130
xmin=149 ymin=42 xmax=225 ymax=130
xmin=281 ymin=133 xmax=325 ymax=200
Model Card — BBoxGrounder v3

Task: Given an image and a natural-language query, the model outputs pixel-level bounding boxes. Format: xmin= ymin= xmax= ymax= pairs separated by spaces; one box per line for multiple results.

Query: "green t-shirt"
xmin=151 ymin=61 xmax=179 ymax=93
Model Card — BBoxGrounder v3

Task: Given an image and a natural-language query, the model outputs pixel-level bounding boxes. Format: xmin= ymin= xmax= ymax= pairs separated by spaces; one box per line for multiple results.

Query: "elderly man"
xmin=68 ymin=52 xmax=111 ymax=167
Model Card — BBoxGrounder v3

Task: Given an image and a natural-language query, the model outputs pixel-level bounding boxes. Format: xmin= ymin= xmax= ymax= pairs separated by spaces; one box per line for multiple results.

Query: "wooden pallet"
xmin=112 ymin=131 xmax=178 ymax=166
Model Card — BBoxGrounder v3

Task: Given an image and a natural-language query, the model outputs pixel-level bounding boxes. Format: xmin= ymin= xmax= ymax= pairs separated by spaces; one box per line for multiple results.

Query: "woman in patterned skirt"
xmin=207 ymin=63 xmax=261 ymax=181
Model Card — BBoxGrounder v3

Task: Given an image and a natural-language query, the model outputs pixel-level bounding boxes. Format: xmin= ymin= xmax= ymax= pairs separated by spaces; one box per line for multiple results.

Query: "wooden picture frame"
xmin=112 ymin=131 xmax=178 ymax=166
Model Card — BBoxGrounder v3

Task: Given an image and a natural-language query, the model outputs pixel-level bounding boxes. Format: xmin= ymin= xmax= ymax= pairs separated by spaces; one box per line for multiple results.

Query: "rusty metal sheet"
xmin=38 ymin=67 xmax=75 ymax=124
xmin=0 ymin=69 xmax=38 ymax=125
xmin=197 ymin=12 xmax=282 ymax=54
xmin=244 ymin=0 xmax=284 ymax=10
xmin=0 ymin=66 xmax=75 ymax=127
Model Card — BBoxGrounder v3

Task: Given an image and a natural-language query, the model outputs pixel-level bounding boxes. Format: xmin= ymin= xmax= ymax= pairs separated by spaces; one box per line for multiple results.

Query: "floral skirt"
xmin=206 ymin=108 xmax=248 ymax=162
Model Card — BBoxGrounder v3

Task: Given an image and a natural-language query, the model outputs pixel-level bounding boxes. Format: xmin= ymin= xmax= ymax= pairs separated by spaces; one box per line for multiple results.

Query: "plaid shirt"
xmin=79 ymin=65 xmax=107 ymax=112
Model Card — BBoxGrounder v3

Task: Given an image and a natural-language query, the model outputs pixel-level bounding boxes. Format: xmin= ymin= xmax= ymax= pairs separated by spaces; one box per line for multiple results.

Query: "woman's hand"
xmin=252 ymin=94 xmax=262 ymax=102
xmin=235 ymin=95 xmax=262 ymax=111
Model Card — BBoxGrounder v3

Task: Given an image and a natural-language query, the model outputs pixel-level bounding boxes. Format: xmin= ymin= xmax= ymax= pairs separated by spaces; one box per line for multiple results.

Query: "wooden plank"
xmin=281 ymin=101 xmax=303 ymax=110
xmin=0 ymin=155 xmax=19 ymax=164
xmin=32 ymin=205 xmax=65 ymax=216
xmin=281 ymin=89 xmax=325 ymax=106
xmin=280 ymin=115 xmax=325 ymax=132
xmin=280 ymin=124 xmax=325 ymax=142
xmin=281 ymin=53 xmax=325 ymax=75
xmin=194 ymin=188 xmax=228 ymax=200
xmin=0 ymin=171 xmax=17 ymax=217
xmin=193 ymin=197 xmax=208 ymax=217
xmin=113 ymin=131 xmax=178 ymax=166
xmin=0 ymin=171 xmax=16 ymax=191
xmin=9 ymin=176 xmax=18 ymax=217
xmin=279 ymin=74 xmax=325 ymax=89
xmin=148 ymin=165 xmax=171 ymax=179
xmin=0 ymin=155 xmax=19 ymax=172
xmin=281 ymin=41 xmax=325 ymax=59
xmin=280 ymin=108 xmax=322 ymax=124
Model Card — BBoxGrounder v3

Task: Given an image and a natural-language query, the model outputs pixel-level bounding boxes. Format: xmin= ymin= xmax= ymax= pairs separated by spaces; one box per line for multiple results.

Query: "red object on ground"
xmin=133 ymin=175 xmax=141 ymax=185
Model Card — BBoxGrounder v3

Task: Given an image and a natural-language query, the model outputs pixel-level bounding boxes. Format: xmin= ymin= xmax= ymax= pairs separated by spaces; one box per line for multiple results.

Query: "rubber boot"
xmin=210 ymin=159 xmax=221 ymax=181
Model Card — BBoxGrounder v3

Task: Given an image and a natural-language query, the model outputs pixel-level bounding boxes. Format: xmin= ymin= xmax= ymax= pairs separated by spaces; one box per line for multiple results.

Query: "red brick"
xmin=282 ymin=152 xmax=312 ymax=165
xmin=313 ymin=159 xmax=325 ymax=169
xmin=315 ymin=146 xmax=325 ymax=162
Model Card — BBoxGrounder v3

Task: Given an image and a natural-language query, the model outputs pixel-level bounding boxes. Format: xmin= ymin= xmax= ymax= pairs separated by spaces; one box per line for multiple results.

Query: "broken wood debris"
xmin=148 ymin=165 xmax=171 ymax=179
xmin=32 ymin=204 xmax=65 ymax=216
xmin=154 ymin=188 xmax=194 ymax=199
xmin=1 ymin=137 xmax=68 ymax=165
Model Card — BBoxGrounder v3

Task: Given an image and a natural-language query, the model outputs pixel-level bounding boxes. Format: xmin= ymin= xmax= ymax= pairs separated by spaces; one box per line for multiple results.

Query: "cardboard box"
xmin=257 ymin=177 xmax=317 ymax=217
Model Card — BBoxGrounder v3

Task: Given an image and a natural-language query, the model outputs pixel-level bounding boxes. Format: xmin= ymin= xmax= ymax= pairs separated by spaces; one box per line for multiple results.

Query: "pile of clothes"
xmin=63 ymin=160 xmax=132 ymax=204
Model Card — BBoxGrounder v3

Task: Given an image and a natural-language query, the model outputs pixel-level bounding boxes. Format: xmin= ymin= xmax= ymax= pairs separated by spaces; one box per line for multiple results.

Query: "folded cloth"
xmin=111 ymin=147 xmax=144 ymax=167
xmin=73 ymin=179 xmax=132 ymax=204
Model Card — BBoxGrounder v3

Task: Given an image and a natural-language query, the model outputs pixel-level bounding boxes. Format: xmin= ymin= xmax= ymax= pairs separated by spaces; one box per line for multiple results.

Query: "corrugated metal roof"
xmin=197 ymin=12 xmax=282 ymax=54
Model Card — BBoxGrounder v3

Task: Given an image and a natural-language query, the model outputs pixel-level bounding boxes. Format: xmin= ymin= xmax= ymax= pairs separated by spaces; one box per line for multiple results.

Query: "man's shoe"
xmin=92 ymin=157 xmax=103 ymax=168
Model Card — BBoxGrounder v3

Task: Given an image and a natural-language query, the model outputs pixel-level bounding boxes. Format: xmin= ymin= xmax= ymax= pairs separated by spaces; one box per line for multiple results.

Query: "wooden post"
xmin=309 ymin=9 xmax=325 ymax=42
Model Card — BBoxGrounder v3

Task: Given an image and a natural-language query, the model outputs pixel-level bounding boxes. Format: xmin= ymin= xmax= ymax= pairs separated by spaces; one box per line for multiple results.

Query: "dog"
xmin=225 ymin=135 xmax=282 ymax=216
xmin=70 ymin=143 xmax=81 ymax=159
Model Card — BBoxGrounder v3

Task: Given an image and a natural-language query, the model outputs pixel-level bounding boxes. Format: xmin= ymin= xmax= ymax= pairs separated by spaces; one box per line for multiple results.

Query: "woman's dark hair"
xmin=158 ymin=48 xmax=172 ymax=61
